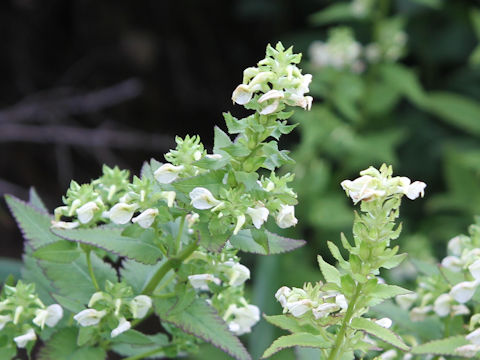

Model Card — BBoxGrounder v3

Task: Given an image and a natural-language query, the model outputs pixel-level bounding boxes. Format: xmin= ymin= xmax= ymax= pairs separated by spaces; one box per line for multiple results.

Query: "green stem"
xmin=123 ymin=346 xmax=166 ymax=360
xmin=327 ymin=283 xmax=364 ymax=360
xmin=175 ymin=216 xmax=186 ymax=252
xmin=85 ymin=250 xmax=100 ymax=291
xmin=141 ymin=239 xmax=199 ymax=295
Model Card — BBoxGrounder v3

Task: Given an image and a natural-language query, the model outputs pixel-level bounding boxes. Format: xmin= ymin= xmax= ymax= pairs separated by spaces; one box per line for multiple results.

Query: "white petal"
xmin=188 ymin=274 xmax=221 ymax=291
xmin=450 ymin=281 xmax=478 ymax=303
xmin=275 ymin=205 xmax=298 ymax=229
xmin=233 ymin=214 xmax=246 ymax=235
xmin=108 ymin=203 xmax=138 ymax=224
xmin=154 ymin=164 xmax=184 ymax=184
xmin=76 ymin=201 xmax=99 ymax=224
xmin=232 ymin=84 xmax=252 ymax=105
xmin=433 ymin=294 xmax=452 ymax=317
xmin=469 ymin=259 xmax=480 ymax=281
xmin=130 ymin=295 xmax=152 ymax=319
xmin=467 ymin=328 xmax=480 ymax=345
xmin=258 ymin=90 xmax=284 ymax=103
xmin=14 ymin=328 xmax=36 ymax=348
xmin=111 ymin=317 xmax=131 ymax=338
xmin=375 ymin=317 xmax=393 ymax=328
xmin=132 ymin=208 xmax=159 ymax=228
xmin=189 ymin=187 xmax=221 ymax=210
xmin=51 ymin=220 xmax=80 ymax=230
xmin=246 ymin=206 xmax=269 ymax=229
xmin=74 ymin=309 xmax=106 ymax=327
xmin=405 ymin=181 xmax=426 ymax=200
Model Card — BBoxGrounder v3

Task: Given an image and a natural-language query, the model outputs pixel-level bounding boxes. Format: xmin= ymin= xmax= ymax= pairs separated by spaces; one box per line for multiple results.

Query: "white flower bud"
xmin=409 ymin=306 xmax=432 ymax=322
xmin=450 ymin=281 xmax=479 ymax=304
xmin=223 ymin=261 xmax=250 ymax=286
xmin=276 ymin=205 xmax=298 ymax=229
xmin=405 ymin=181 xmax=426 ymax=200
xmin=0 ymin=314 xmax=11 ymax=330
xmin=469 ymin=259 xmax=480 ymax=281
xmin=441 ymin=256 xmax=463 ymax=272
xmin=246 ymin=206 xmax=269 ymax=229
xmin=130 ymin=295 xmax=152 ymax=319
xmin=395 ymin=293 xmax=418 ymax=310
xmin=111 ymin=317 xmax=131 ymax=338
xmin=14 ymin=328 xmax=36 ymax=348
xmin=225 ymin=304 xmax=260 ymax=336
xmin=76 ymin=201 xmax=99 ymax=224
xmin=275 ymin=286 xmax=291 ymax=308
xmin=232 ymin=84 xmax=252 ymax=105
xmin=287 ymin=299 xmax=312 ymax=317
xmin=154 ymin=164 xmax=184 ymax=184
xmin=189 ymin=187 xmax=222 ymax=210
xmin=33 ymin=304 xmax=63 ymax=329
xmin=375 ymin=317 xmax=393 ymax=328
xmin=108 ymin=203 xmax=138 ymax=224
xmin=312 ymin=303 xmax=340 ymax=319
xmin=74 ymin=309 xmax=107 ymax=327
xmin=456 ymin=344 xmax=480 ymax=358
xmin=132 ymin=208 xmax=159 ymax=228
xmin=433 ymin=294 xmax=452 ymax=317
xmin=233 ymin=214 xmax=246 ymax=235
xmin=188 ymin=274 xmax=221 ymax=291
xmin=51 ymin=220 xmax=80 ymax=230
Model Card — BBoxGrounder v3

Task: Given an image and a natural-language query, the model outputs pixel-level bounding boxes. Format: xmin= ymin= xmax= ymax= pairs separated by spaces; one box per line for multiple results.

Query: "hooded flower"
xmin=469 ymin=259 xmax=480 ymax=281
xmin=188 ymin=274 xmax=221 ymax=291
xmin=433 ymin=294 xmax=452 ymax=317
xmin=111 ymin=317 xmax=131 ymax=338
xmin=130 ymin=295 xmax=152 ymax=319
xmin=108 ymin=203 xmax=139 ymax=224
xmin=32 ymin=304 xmax=63 ymax=329
xmin=231 ymin=84 xmax=252 ymax=105
xmin=132 ymin=208 xmax=159 ymax=228
xmin=74 ymin=309 xmax=107 ymax=327
xmin=76 ymin=201 xmax=99 ymax=224
xmin=14 ymin=328 xmax=36 ymax=348
xmin=275 ymin=287 xmax=292 ymax=308
xmin=341 ymin=175 xmax=385 ymax=203
xmin=312 ymin=302 xmax=340 ymax=319
xmin=154 ymin=164 xmax=184 ymax=184
xmin=276 ymin=204 xmax=298 ymax=229
xmin=450 ymin=281 xmax=478 ymax=304
xmin=466 ymin=328 xmax=480 ymax=346
xmin=222 ymin=261 xmax=250 ymax=286
xmin=246 ymin=206 xmax=269 ymax=229
xmin=51 ymin=220 xmax=80 ymax=230
xmin=189 ymin=187 xmax=222 ymax=210
xmin=225 ymin=304 xmax=260 ymax=336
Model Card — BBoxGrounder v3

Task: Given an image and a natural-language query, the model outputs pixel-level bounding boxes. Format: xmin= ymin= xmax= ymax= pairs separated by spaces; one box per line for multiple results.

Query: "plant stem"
xmin=175 ymin=216 xmax=186 ymax=252
xmin=123 ymin=346 xmax=165 ymax=360
xmin=85 ymin=250 xmax=100 ymax=291
xmin=141 ymin=239 xmax=199 ymax=295
xmin=327 ymin=283 xmax=364 ymax=360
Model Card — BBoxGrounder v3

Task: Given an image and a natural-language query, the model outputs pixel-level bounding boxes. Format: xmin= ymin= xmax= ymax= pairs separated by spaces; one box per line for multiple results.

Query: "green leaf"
xmin=327 ymin=241 xmax=348 ymax=269
xmin=379 ymin=63 xmax=426 ymax=106
xmin=172 ymin=170 xmax=225 ymax=195
xmin=317 ymin=255 xmax=341 ymax=286
xmin=381 ymin=253 xmax=407 ymax=269
xmin=364 ymin=284 xmax=411 ymax=307
xmin=53 ymin=227 xmax=163 ymax=265
xmin=155 ymin=297 xmax=251 ymax=360
xmin=52 ymin=294 xmax=85 ymax=313
xmin=111 ymin=329 xmax=158 ymax=345
xmin=262 ymin=333 xmax=331 ymax=358
xmin=263 ymin=315 xmax=319 ymax=335
xmin=120 ymin=259 xmax=165 ymax=293
xmin=229 ymin=230 xmax=305 ymax=255
xmin=411 ymin=335 xmax=470 ymax=356
xmin=221 ymin=143 xmax=251 ymax=157
xmin=38 ymin=327 xmax=106 ymax=360
xmin=213 ymin=126 xmax=233 ymax=154
xmin=111 ymin=333 xmax=169 ymax=358
xmin=425 ymin=92 xmax=480 ymax=136
xmin=5 ymin=195 xmax=62 ymax=249
xmin=224 ymin=112 xmax=246 ymax=134
xmin=410 ymin=258 xmax=440 ymax=276
xmin=29 ymin=187 xmax=48 ymax=213
xmin=308 ymin=3 xmax=353 ymax=25
xmin=350 ymin=317 xmax=409 ymax=351
xmin=33 ymin=240 xmax=81 ymax=263
xmin=21 ymin=246 xmax=56 ymax=304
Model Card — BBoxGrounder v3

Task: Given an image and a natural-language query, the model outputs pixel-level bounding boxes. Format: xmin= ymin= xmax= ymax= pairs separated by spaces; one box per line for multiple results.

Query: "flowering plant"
xmin=3 ymin=42 xmax=311 ymax=360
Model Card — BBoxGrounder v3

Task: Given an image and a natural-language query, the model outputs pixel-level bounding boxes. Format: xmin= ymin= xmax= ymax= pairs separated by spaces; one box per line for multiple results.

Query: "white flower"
xmin=232 ymin=84 xmax=252 ymax=105
xmin=154 ymin=164 xmax=184 ymax=184
xmin=379 ymin=349 xmax=398 ymax=360
xmin=222 ymin=261 xmax=250 ymax=286
xmin=450 ymin=281 xmax=479 ymax=303
xmin=111 ymin=317 xmax=131 ymax=338
xmin=312 ymin=303 xmax=340 ymax=319
xmin=404 ymin=181 xmax=426 ymax=200
xmin=225 ymin=304 xmax=260 ymax=336
xmin=335 ymin=294 xmax=348 ymax=310
xmin=452 ymin=304 xmax=470 ymax=316
xmin=33 ymin=304 xmax=63 ymax=329
xmin=130 ymin=295 xmax=152 ymax=319
xmin=0 ymin=314 xmax=11 ymax=330
xmin=193 ymin=150 xmax=202 ymax=161
xmin=205 ymin=154 xmax=223 ymax=160
xmin=51 ymin=220 xmax=80 ymax=230
xmin=246 ymin=206 xmax=269 ymax=229
xmin=14 ymin=328 xmax=36 ymax=348
xmin=341 ymin=175 xmax=385 ymax=203
xmin=275 ymin=286 xmax=291 ymax=308
xmin=260 ymin=101 xmax=281 ymax=115
xmin=188 ymin=274 xmax=221 ymax=291
xmin=189 ymin=187 xmax=222 ymax=210
xmin=456 ymin=344 xmax=480 ymax=358
xmin=433 ymin=294 xmax=452 ymax=317
xmin=287 ymin=299 xmax=312 ymax=317
xmin=275 ymin=204 xmax=298 ymax=229
xmin=467 ymin=328 xmax=480 ymax=345
xmin=233 ymin=214 xmax=246 ymax=235
xmin=469 ymin=259 xmax=480 ymax=281
xmin=258 ymin=89 xmax=284 ymax=103
xmin=132 ymin=208 xmax=159 ymax=228
xmin=88 ymin=292 xmax=106 ymax=307
xmin=160 ymin=191 xmax=176 ymax=207
xmin=395 ymin=293 xmax=418 ymax=310
xmin=108 ymin=203 xmax=138 ymax=224
xmin=448 ymin=236 xmax=464 ymax=256
xmin=74 ymin=309 xmax=107 ymax=327
xmin=76 ymin=201 xmax=99 ymax=224
xmin=409 ymin=306 xmax=432 ymax=322
xmin=375 ymin=317 xmax=393 ymax=328
xmin=441 ymin=256 xmax=463 ymax=272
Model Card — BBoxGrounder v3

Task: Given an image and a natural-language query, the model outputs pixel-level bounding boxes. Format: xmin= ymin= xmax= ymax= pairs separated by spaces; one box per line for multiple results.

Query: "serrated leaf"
xmin=172 ymin=170 xmax=225 ymax=195
xmin=229 ymin=230 xmax=305 ymax=255
xmin=21 ymin=246 xmax=56 ymax=304
xmin=327 ymin=241 xmax=348 ymax=269
xmin=52 ymin=294 xmax=85 ymax=313
xmin=221 ymin=143 xmax=251 ymax=157
xmin=381 ymin=253 xmax=407 ymax=269
xmin=53 ymin=227 xmax=163 ymax=265
xmin=213 ymin=126 xmax=233 ymax=154
xmin=263 ymin=315 xmax=319 ymax=334
xmin=111 ymin=329 xmax=157 ymax=345
xmin=33 ymin=240 xmax=81 ymax=263
xmin=411 ymin=335 xmax=469 ymax=356
xmin=111 ymin=333 xmax=169 ymax=358
xmin=38 ymin=327 xmax=106 ymax=360
xmin=155 ymin=297 xmax=251 ymax=360
xmin=262 ymin=333 xmax=331 ymax=358
xmin=5 ymin=195 xmax=61 ymax=249
xmin=364 ymin=284 xmax=411 ymax=307
xmin=120 ymin=259 xmax=165 ymax=293
xmin=317 ymin=255 xmax=341 ymax=286
xmin=224 ymin=112 xmax=246 ymax=134
xmin=29 ymin=187 xmax=48 ymax=213
xmin=350 ymin=317 xmax=409 ymax=351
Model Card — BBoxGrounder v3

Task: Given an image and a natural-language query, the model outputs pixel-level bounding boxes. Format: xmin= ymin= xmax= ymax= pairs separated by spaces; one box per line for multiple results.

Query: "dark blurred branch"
xmin=0 ymin=124 xmax=175 ymax=151
xmin=0 ymin=78 xmax=143 ymax=123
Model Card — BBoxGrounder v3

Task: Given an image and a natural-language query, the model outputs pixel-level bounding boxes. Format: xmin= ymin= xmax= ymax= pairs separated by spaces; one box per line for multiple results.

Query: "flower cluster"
xmin=275 ymin=282 xmax=347 ymax=320
xmin=0 ymin=281 xmax=63 ymax=349
xmin=232 ymin=42 xmax=312 ymax=114
xmin=73 ymin=281 xmax=152 ymax=338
